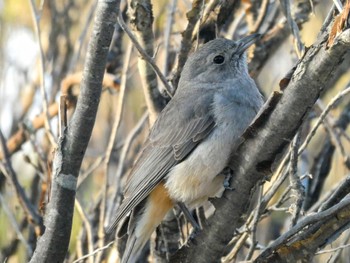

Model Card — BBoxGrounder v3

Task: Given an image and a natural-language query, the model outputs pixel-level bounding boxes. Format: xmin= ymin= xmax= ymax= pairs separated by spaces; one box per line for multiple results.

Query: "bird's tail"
xmin=121 ymin=183 xmax=174 ymax=263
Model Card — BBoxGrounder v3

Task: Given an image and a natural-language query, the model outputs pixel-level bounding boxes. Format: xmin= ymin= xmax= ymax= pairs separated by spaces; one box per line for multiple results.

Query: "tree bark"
xmin=29 ymin=1 xmax=120 ymax=262
xmin=171 ymin=23 xmax=350 ymax=263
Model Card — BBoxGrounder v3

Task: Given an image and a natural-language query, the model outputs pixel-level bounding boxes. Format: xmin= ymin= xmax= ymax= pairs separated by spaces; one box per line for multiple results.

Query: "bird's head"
xmin=178 ymin=34 xmax=260 ymax=87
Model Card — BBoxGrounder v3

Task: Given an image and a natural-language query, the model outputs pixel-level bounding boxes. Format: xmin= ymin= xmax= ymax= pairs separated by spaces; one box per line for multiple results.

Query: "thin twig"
xmin=193 ymin=0 xmax=207 ymax=49
xmin=72 ymin=241 xmax=115 ymax=263
xmin=316 ymin=101 xmax=349 ymax=166
xmin=333 ymin=0 xmax=343 ymax=12
xmin=222 ymin=231 xmax=250 ymax=262
xmin=315 ymin=243 xmax=350 ymax=255
xmin=97 ymin=42 xmax=133 ymax=260
xmin=279 ymin=0 xmax=305 ymax=57
xmin=28 ymin=0 xmax=56 ymax=147
xmin=59 ymin=95 xmax=68 ymax=137
xmin=163 ymin=0 xmax=178 ymax=77
xmin=117 ymin=11 xmax=173 ymax=97
xmin=225 ymin=9 xmax=245 ymax=39
xmin=0 ymin=193 xmax=33 ymax=255
xmin=257 ymin=196 xmax=350 ymax=260
xmin=251 ymin=0 xmax=270 ymax=33
xmin=106 ymin=111 xmax=149 ymax=227
xmin=77 ymin=156 xmax=105 ymax=189
xmin=170 ymin=0 xmax=203 ymax=89
xmin=260 ymin=162 xmax=290 ymax=212
xmin=327 ymin=231 xmax=350 ymax=263
xmin=191 ymin=0 xmax=218 ymax=42
xmin=272 ymin=185 xmax=292 ymax=209
xmin=289 ymin=131 xmax=304 ymax=227
xmin=68 ymin=0 xmax=98 ymax=72
xmin=106 ymin=112 xmax=148 ymax=225
xmin=245 ymin=185 xmax=263 ymax=261
xmin=298 ymin=86 xmax=350 ymax=156
xmin=263 ymin=86 xmax=350 ymax=211
xmin=0 ymin=129 xmax=42 ymax=226
xmin=75 ymin=198 xmax=94 ymax=263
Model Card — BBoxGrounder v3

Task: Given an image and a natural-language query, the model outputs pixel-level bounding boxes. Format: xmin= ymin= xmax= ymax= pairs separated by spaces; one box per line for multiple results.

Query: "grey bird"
xmin=106 ymin=34 xmax=264 ymax=263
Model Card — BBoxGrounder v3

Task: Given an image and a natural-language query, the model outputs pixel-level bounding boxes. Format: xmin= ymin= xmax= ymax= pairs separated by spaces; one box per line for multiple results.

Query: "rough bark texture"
xmin=171 ymin=24 xmax=350 ymax=263
xmin=255 ymin=197 xmax=350 ymax=262
xmin=29 ymin=1 xmax=119 ymax=262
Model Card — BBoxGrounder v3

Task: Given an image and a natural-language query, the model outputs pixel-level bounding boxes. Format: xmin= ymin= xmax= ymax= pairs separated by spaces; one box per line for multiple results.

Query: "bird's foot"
xmin=223 ymin=168 xmax=234 ymax=191
xmin=178 ymin=202 xmax=201 ymax=231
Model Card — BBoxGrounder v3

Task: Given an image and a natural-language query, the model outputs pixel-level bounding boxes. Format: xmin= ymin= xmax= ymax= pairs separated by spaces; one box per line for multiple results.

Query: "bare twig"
xmin=68 ymin=0 xmax=98 ymax=72
xmin=263 ymin=86 xmax=350 ymax=212
xmin=249 ymin=0 xmax=313 ymax=77
xmin=251 ymin=0 xmax=270 ymax=33
xmin=316 ymin=243 xmax=350 ymax=255
xmin=0 ymin=72 xmax=119 ymax=162
xmin=59 ymin=96 xmax=68 ymax=137
xmin=72 ymin=241 xmax=115 ymax=263
xmin=288 ymin=131 xmax=304 ymax=227
xmin=117 ymin=9 xmax=173 ymax=99
xmin=28 ymin=0 xmax=56 ymax=147
xmin=163 ymin=0 xmax=178 ymax=77
xmin=245 ymin=186 xmax=263 ymax=261
xmin=327 ymin=231 xmax=350 ymax=263
xmin=75 ymin=198 xmax=94 ymax=263
xmin=279 ymin=0 xmax=305 ymax=57
xmin=333 ymin=0 xmax=343 ymax=12
xmin=97 ymin=42 xmax=133 ymax=261
xmin=77 ymin=156 xmax=105 ymax=189
xmin=0 ymin=193 xmax=33 ymax=255
xmin=106 ymin=111 xmax=149 ymax=227
xmin=298 ymin=86 xmax=350 ymax=156
xmin=256 ymin=196 xmax=350 ymax=262
xmin=0 ymin=129 xmax=42 ymax=227
xmin=29 ymin=0 xmax=120 ymax=261
xmin=191 ymin=0 xmax=217 ymax=39
xmin=222 ymin=231 xmax=250 ymax=263
xmin=171 ymin=0 xmax=203 ymax=89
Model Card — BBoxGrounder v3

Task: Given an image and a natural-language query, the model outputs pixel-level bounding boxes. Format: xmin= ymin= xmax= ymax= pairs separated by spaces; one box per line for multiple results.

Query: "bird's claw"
xmin=223 ymin=170 xmax=234 ymax=191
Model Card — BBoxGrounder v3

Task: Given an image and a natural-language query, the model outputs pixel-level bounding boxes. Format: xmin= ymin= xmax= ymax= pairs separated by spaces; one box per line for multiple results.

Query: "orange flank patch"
xmin=149 ymin=183 xmax=174 ymax=218
xmin=136 ymin=183 xmax=175 ymax=242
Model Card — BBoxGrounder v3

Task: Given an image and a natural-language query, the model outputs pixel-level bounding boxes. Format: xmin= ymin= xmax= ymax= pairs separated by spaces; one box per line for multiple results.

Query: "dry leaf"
xmin=327 ymin=0 xmax=350 ymax=48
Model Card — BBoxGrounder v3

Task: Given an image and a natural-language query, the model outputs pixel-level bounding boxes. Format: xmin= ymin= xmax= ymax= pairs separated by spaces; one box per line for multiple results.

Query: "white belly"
xmin=164 ymin=122 xmax=236 ymax=207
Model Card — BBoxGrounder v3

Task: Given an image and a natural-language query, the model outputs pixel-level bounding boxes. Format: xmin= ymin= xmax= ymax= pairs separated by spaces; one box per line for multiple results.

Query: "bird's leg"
xmin=177 ymin=202 xmax=200 ymax=232
xmin=223 ymin=168 xmax=234 ymax=191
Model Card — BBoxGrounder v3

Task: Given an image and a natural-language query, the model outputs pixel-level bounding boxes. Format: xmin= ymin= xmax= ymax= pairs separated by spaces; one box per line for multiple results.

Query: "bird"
xmin=106 ymin=34 xmax=264 ymax=263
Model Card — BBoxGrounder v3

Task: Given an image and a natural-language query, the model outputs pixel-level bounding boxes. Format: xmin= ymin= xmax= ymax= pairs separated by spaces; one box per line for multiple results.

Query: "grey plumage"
xmin=106 ymin=35 xmax=264 ymax=263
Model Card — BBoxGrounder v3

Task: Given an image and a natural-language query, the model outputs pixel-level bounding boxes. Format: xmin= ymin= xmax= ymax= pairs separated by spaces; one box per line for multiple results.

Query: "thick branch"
xmin=171 ymin=25 xmax=350 ymax=263
xmin=29 ymin=1 xmax=119 ymax=262
xmin=255 ymin=197 xmax=350 ymax=262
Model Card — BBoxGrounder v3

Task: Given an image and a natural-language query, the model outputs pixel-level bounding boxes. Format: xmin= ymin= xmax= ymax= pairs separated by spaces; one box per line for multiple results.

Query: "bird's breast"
xmin=165 ymin=93 xmax=259 ymax=207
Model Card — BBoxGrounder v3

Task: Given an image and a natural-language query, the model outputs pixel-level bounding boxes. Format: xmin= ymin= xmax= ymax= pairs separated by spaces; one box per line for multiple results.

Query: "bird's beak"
xmin=236 ymin=33 xmax=261 ymax=55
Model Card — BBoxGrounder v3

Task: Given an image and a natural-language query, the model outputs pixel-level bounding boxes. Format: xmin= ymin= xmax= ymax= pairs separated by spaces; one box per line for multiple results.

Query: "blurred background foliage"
xmin=0 ymin=0 xmax=350 ymax=262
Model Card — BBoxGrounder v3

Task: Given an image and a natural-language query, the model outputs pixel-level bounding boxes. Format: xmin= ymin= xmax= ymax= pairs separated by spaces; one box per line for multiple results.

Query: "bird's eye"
xmin=213 ymin=55 xmax=225 ymax=64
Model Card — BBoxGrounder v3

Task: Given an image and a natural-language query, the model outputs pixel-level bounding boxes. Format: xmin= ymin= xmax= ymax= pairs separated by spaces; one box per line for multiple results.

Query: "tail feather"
xmin=121 ymin=227 xmax=151 ymax=263
xmin=121 ymin=183 xmax=174 ymax=263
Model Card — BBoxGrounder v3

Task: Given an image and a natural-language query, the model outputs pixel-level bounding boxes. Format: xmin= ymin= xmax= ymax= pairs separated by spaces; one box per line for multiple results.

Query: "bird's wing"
xmin=106 ymin=91 xmax=215 ymax=233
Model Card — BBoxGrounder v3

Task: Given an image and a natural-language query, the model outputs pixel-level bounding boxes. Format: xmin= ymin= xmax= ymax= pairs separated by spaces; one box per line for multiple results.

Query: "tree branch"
xmin=171 ymin=24 xmax=350 ymax=263
xmin=126 ymin=0 xmax=169 ymax=124
xmin=29 ymin=1 xmax=120 ymax=262
xmin=255 ymin=196 xmax=350 ymax=262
